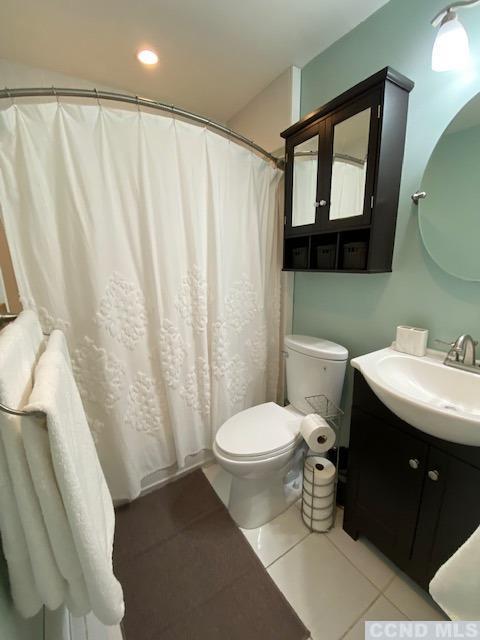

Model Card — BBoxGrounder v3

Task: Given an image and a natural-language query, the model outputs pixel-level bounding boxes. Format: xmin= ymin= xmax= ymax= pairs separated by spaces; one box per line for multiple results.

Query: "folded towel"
xmin=0 ymin=310 xmax=65 ymax=614
xmin=22 ymin=415 xmax=91 ymax=617
xmin=430 ymin=526 xmax=480 ymax=619
xmin=0 ymin=443 xmax=42 ymax=618
xmin=24 ymin=330 xmax=124 ymax=625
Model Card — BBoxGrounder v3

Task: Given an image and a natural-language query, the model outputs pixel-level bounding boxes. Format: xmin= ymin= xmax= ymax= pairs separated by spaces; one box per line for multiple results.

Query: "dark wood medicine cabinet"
xmin=281 ymin=67 xmax=414 ymax=273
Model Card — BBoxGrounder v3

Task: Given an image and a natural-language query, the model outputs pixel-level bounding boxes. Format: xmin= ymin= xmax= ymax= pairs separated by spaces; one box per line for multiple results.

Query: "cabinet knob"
xmin=409 ymin=458 xmax=420 ymax=470
xmin=428 ymin=469 xmax=440 ymax=482
xmin=315 ymin=199 xmax=327 ymax=207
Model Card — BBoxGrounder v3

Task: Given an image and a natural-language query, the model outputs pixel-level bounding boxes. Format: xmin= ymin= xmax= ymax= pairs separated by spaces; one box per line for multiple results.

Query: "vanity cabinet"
xmin=344 ymin=371 xmax=480 ymax=590
xmin=281 ymin=67 xmax=414 ymax=272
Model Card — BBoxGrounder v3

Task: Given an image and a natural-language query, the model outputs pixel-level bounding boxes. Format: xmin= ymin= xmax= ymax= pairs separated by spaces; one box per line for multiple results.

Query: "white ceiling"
xmin=0 ymin=0 xmax=389 ymax=122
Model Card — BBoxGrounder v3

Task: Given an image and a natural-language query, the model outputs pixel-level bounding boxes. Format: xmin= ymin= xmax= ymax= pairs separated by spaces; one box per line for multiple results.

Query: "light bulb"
xmin=432 ymin=12 xmax=470 ymax=72
xmin=137 ymin=49 xmax=159 ymax=66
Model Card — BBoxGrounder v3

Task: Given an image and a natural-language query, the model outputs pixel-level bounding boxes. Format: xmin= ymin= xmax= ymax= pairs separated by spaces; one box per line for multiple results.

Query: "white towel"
xmin=0 ymin=444 xmax=42 ymax=618
xmin=0 ymin=310 xmax=66 ymax=614
xmin=430 ymin=526 xmax=480 ymax=619
xmin=24 ymin=330 xmax=124 ymax=625
xmin=22 ymin=415 xmax=91 ymax=617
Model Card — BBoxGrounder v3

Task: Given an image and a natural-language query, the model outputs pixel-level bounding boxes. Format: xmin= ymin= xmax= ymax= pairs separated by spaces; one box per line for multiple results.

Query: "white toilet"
xmin=213 ymin=334 xmax=348 ymax=529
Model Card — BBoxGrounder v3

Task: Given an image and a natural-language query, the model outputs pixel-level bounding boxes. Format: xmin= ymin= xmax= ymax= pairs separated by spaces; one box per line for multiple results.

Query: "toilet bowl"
xmin=213 ymin=335 xmax=348 ymax=529
xmin=213 ymin=402 xmax=304 ymax=529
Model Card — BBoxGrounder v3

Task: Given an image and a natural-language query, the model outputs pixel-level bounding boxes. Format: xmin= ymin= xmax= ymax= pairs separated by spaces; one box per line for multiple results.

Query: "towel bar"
xmin=0 ymin=402 xmax=44 ymax=419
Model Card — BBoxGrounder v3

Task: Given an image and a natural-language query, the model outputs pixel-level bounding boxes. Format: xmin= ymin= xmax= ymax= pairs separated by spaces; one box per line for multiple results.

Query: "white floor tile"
xmin=202 ymin=463 xmax=231 ymax=506
xmin=384 ymin=571 xmax=447 ymax=621
xmin=326 ymin=508 xmax=397 ymax=591
xmin=268 ymin=533 xmax=379 ymax=640
xmin=241 ymin=501 xmax=310 ymax=567
xmin=343 ymin=596 xmax=407 ymax=640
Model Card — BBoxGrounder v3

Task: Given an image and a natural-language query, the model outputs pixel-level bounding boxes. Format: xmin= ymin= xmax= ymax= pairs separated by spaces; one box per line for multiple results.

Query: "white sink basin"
xmin=351 ymin=347 xmax=480 ymax=446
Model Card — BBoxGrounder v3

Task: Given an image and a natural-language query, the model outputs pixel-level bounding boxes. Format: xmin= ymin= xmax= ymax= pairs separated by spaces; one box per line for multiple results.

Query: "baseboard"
xmin=140 ymin=450 xmax=214 ymax=496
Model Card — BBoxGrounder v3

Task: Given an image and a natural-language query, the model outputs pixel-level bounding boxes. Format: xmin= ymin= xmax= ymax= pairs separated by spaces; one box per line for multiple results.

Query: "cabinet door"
xmin=344 ymin=409 xmax=428 ymax=566
xmin=284 ymin=120 xmax=327 ymax=237
xmin=411 ymin=447 xmax=480 ymax=588
xmin=318 ymin=91 xmax=381 ymax=231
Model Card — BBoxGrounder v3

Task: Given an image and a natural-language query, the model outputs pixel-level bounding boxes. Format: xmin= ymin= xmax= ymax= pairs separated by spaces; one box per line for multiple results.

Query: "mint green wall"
xmin=295 ymin=0 xmax=480 ymax=426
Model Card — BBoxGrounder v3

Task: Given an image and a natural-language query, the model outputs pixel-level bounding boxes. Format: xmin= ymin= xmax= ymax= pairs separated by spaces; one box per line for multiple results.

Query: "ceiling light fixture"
xmin=137 ymin=49 xmax=159 ymax=66
xmin=431 ymin=1 xmax=479 ymax=71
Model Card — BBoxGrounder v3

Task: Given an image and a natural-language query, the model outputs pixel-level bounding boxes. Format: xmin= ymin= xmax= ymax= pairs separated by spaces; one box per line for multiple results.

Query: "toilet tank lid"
xmin=284 ymin=335 xmax=348 ymax=361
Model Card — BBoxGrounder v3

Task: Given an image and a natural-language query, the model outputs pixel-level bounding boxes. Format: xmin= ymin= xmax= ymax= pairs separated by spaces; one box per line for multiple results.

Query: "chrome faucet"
xmin=436 ymin=334 xmax=480 ymax=374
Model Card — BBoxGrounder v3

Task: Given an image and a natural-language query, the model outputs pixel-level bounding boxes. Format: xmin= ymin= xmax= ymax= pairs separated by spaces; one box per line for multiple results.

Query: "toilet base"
xmin=228 ymin=465 xmax=302 ymax=529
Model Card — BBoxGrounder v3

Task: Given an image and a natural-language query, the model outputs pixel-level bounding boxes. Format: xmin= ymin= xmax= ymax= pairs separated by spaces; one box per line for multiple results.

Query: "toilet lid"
xmin=215 ymin=402 xmax=302 ymax=459
xmin=284 ymin=335 xmax=348 ymax=361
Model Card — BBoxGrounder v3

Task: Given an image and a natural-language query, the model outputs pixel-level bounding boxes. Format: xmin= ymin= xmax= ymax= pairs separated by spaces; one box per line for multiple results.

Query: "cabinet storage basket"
xmin=343 ymin=241 xmax=368 ymax=270
xmin=316 ymin=244 xmax=336 ymax=269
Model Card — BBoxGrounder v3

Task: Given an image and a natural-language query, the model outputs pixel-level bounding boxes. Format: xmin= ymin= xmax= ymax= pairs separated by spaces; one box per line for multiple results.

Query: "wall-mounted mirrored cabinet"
xmin=281 ymin=67 xmax=414 ymax=273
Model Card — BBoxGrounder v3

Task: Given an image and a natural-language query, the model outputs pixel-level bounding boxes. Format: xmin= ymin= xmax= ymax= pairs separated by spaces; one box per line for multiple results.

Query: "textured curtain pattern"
xmin=0 ymin=101 xmax=282 ymax=500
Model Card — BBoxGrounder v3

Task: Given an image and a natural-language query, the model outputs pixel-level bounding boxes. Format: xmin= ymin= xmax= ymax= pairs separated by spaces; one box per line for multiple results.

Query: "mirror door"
xmin=285 ymin=121 xmax=327 ymax=236
xmin=319 ymin=92 xmax=381 ymax=230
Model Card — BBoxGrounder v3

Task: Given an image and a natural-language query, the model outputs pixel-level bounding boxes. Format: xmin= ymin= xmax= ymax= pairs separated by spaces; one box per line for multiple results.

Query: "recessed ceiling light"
xmin=137 ymin=49 xmax=158 ymax=66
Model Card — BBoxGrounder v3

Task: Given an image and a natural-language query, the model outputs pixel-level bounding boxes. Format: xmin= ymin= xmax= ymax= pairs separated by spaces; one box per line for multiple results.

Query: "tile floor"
xmin=202 ymin=463 xmax=447 ymax=640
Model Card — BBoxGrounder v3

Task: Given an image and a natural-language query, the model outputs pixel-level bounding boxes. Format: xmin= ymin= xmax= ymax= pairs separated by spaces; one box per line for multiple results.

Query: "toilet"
xmin=213 ymin=334 xmax=348 ymax=529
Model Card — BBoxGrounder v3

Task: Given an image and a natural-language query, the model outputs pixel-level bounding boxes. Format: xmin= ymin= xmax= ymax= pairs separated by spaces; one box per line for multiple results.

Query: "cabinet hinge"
xmin=377 ymin=104 xmax=382 ymax=119
xmin=284 ymin=216 xmax=287 ymax=226
xmin=371 ymin=195 xmax=375 ymax=209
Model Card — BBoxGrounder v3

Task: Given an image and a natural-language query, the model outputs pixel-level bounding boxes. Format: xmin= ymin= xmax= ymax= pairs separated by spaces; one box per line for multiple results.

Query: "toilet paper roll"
xmin=303 ymin=456 xmax=336 ymax=486
xmin=302 ymin=491 xmax=334 ymax=510
xmin=302 ymin=510 xmax=334 ymax=532
xmin=302 ymin=501 xmax=335 ymax=522
xmin=300 ymin=414 xmax=336 ymax=453
xmin=303 ymin=478 xmax=335 ymax=499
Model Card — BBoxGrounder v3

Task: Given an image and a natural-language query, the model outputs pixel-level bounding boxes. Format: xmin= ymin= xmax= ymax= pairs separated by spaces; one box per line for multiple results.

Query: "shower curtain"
xmin=330 ymin=158 xmax=367 ymax=219
xmin=0 ymin=100 xmax=283 ymax=500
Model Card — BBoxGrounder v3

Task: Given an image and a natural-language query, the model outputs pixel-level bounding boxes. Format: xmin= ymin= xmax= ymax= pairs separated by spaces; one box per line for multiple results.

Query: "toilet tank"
xmin=284 ymin=335 xmax=348 ymax=414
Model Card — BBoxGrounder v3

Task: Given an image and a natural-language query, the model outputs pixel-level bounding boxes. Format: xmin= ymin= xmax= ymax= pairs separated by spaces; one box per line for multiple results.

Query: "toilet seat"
xmin=215 ymin=402 xmax=302 ymax=461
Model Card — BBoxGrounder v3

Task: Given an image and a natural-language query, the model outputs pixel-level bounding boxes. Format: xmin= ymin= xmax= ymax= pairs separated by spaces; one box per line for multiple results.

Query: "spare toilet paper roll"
xmin=300 ymin=414 xmax=336 ymax=453
xmin=303 ymin=491 xmax=335 ymax=511
xmin=302 ymin=502 xmax=334 ymax=521
xmin=303 ymin=456 xmax=336 ymax=486
xmin=302 ymin=510 xmax=334 ymax=533
xmin=302 ymin=479 xmax=334 ymax=499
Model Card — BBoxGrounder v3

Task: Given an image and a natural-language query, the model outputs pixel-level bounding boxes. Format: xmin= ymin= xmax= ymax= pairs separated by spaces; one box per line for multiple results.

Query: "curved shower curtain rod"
xmin=0 ymin=86 xmax=284 ymax=169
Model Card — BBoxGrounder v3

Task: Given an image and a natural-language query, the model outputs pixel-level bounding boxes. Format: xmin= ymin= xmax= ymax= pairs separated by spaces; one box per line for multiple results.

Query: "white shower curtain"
xmin=329 ymin=158 xmax=366 ymax=220
xmin=0 ymin=100 xmax=283 ymax=500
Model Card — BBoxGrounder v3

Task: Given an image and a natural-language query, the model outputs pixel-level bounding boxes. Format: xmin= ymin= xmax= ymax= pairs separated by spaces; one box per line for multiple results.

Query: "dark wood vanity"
xmin=344 ymin=371 xmax=480 ymax=590
xmin=281 ymin=67 xmax=414 ymax=273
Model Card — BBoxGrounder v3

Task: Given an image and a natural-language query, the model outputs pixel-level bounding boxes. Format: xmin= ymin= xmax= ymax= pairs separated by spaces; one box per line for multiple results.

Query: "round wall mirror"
xmin=419 ymin=93 xmax=480 ymax=281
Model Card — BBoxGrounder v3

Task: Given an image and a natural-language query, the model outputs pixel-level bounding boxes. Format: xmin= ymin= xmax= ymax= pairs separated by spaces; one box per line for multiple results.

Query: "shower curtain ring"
xmin=51 ymin=86 xmax=59 ymax=105
xmin=135 ymin=95 xmax=141 ymax=114
xmin=94 ymin=88 xmax=101 ymax=108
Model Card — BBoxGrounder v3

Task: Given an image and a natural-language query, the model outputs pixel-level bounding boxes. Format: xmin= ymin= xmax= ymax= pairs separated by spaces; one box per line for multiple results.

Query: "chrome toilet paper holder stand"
xmin=301 ymin=394 xmax=343 ymax=533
